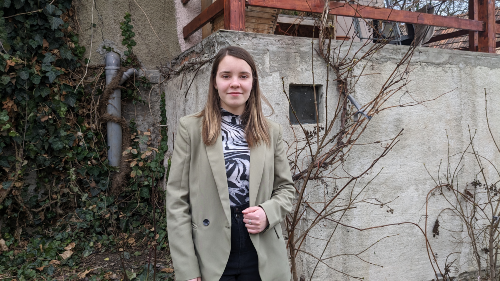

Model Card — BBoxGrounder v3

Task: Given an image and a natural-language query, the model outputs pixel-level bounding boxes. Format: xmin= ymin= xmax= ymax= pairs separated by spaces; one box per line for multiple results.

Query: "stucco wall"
xmin=74 ymin=0 xmax=181 ymax=68
xmin=174 ymin=0 xmax=202 ymax=51
xmin=163 ymin=30 xmax=500 ymax=280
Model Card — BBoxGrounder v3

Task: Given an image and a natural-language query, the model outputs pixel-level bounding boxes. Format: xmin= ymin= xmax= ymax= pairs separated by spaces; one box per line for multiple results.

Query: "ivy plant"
xmin=0 ymin=2 xmax=171 ymax=280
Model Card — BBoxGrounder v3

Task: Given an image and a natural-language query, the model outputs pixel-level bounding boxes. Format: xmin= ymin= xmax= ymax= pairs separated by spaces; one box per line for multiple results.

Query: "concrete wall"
xmin=174 ymin=0 xmax=202 ymax=51
xmin=74 ymin=0 xmax=181 ymax=68
xmin=164 ymin=30 xmax=500 ymax=280
xmin=73 ymin=0 xmax=179 ymax=149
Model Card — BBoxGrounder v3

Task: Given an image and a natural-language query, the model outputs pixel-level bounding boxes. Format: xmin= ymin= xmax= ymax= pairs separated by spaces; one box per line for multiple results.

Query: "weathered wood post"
xmin=477 ymin=0 xmax=495 ymax=53
xmin=469 ymin=0 xmax=479 ymax=51
xmin=224 ymin=0 xmax=246 ymax=31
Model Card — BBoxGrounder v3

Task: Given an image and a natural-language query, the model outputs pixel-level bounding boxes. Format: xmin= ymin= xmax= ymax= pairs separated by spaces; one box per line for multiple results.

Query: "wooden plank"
xmin=246 ymin=22 xmax=275 ymax=30
xmin=246 ymin=10 xmax=278 ymax=18
xmin=278 ymin=15 xmax=316 ymax=26
xmin=246 ymin=6 xmax=278 ymax=13
xmin=246 ymin=0 xmax=484 ymax=31
xmin=469 ymin=0 xmax=478 ymax=51
xmin=246 ymin=27 xmax=274 ymax=33
xmin=477 ymin=0 xmax=495 ymax=52
xmin=183 ymin=0 xmax=223 ymax=39
xmin=213 ymin=15 xmax=224 ymax=31
xmin=224 ymin=0 xmax=246 ymax=31
xmin=246 ymin=16 xmax=277 ymax=24
xmin=202 ymin=0 xmax=214 ymax=39
xmin=426 ymin=29 xmax=468 ymax=44
xmin=214 ymin=10 xmax=276 ymax=33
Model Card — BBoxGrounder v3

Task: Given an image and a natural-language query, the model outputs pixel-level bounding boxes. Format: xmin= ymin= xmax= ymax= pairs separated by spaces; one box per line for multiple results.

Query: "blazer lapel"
xmin=249 ymin=142 xmax=266 ymax=207
xmin=205 ymin=134 xmax=231 ymax=224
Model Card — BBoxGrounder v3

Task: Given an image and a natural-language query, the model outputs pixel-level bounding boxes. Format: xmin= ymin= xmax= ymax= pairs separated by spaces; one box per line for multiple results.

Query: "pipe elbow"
xmin=120 ymin=68 xmax=137 ymax=85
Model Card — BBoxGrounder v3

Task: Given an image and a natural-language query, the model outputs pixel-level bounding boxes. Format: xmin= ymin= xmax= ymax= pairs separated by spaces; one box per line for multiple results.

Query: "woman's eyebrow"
xmin=218 ymin=70 xmax=251 ymax=74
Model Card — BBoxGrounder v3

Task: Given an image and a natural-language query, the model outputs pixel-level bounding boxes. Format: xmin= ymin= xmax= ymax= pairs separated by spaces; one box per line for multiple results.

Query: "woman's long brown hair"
xmin=197 ymin=46 xmax=272 ymax=148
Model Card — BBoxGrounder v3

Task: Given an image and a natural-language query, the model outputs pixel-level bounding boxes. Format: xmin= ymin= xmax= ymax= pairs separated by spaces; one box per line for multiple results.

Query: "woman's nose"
xmin=230 ymin=78 xmax=240 ymax=87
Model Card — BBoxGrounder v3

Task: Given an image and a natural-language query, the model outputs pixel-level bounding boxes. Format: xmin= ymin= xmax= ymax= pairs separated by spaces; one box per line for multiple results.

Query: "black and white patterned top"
xmin=221 ymin=109 xmax=250 ymax=207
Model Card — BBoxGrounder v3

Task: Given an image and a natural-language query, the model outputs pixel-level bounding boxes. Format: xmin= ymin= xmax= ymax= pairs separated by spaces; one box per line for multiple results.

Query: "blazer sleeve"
xmin=165 ymin=118 xmax=201 ymax=280
xmin=259 ymin=124 xmax=296 ymax=230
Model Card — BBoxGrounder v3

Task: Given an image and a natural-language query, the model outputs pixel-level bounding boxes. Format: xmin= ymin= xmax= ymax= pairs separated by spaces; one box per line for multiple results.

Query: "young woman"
xmin=166 ymin=46 xmax=295 ymax=281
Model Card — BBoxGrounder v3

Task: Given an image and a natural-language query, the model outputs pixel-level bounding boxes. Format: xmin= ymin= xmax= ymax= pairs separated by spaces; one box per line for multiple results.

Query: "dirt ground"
xmin=53 ymin=242 xmax=173 ymax=280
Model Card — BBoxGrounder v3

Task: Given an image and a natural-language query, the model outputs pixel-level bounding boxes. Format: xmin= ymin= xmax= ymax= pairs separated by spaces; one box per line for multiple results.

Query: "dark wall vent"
xmin=288 ymin=84 xmax=321 ymax=125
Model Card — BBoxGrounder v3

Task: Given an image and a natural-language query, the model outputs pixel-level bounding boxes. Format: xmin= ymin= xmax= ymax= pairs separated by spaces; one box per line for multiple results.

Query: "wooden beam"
xmin=224 ymin=0 xmax=245 ymax=31
xmin=477 ymin=0 xmax=496 ymax=53
xmin=183 ymin=0 xmax=224 ymax=39
xmin=202 ymin=0 xmax=214 ymax=39
xmin=425 ymin=29 xmax=468 ymax=44
xmin=246 ymin=0 xmax=484 ymax=31
xmin=469 ymin=0 xmax=478 ymax=51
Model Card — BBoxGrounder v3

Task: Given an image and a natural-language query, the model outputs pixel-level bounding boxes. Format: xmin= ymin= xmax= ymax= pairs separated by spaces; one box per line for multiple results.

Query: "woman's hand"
xmin=187 ymin=278 xmax=201 ymax=281
xmin=242 ymin=206 xmax=269 ymax=234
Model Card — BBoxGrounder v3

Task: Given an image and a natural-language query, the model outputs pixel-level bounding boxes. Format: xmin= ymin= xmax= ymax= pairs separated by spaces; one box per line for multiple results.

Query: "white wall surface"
xmin=164 ymin=30 xmax=500 ymax=280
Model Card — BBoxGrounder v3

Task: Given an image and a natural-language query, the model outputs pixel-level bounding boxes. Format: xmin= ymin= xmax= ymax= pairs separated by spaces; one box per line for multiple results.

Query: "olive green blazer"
xmin=166 ymin=113 xmax=295 ymax=281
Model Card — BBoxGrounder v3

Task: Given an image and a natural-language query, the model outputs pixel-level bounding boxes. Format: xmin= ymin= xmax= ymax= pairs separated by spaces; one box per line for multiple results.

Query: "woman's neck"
xmin=220 ymin=104 xmax=244 ymax=116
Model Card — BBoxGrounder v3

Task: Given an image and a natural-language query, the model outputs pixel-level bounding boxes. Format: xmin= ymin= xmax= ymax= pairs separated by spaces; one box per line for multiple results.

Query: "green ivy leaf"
xmin=3 ymin=0 xmax=11 ymax=8
xmin=33 ymin=34 xmax=44 ymax=46
xmin=14 ymin=0 xmax=24 ymax=9
xmin=30 ymin=74 xmax=41 ymax=84
xmin=51 ymin=139 xmax=64 ymax=150
xmin=0 ymin=111 xmax=9 ymax=122
xmin=49 ymin=16 xmax=65 ymax=30
xmin=123 ymin=251 xmax=130 ymax=259
xmin=56 ymin=102 xmax=67 ymax=116
xmin=63 ymin=93 xmax=77 ymax=107
xmin=45 ymin=4 xmax=56 ymax=15
xmin=19 ymin=69 xmax=30 ymax=80
xmin=36 ymin=87 xmax=50 ymax=97
xmin=0 ymin=75 xmax=10 ymax=85
xmin=0 ymin=159 xmax=9 ymax=168
xmin=83 ymin=249 xmax=93 ymax=257
xmin=46 ymin=70 xmax=58 ymax=83
xmin=46 ymin=265 xmax=55 ymax=276
xmin=28 ymin=39 xmax=39 ymax=48
xmin=43 ymin=53 xmax=55 ymax=64
xmin=59 ymin=47 xmax=73 ymax=60
xmin=42 ymin=63 xmax=52 ymax=72
xmin=139 ymin=187 xmax=150 ymax=198
xmin=2 ymin=181 xmax=12 ymax=190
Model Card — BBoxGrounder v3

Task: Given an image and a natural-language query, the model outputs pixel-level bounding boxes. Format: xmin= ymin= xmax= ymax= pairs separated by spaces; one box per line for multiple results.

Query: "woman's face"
xmin=214 ymin=55 xmax=253 ymax=116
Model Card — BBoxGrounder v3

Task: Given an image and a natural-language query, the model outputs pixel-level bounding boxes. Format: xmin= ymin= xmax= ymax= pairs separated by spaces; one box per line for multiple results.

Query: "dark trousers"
xmin=220 ymin=203 xmax=262 ymax=281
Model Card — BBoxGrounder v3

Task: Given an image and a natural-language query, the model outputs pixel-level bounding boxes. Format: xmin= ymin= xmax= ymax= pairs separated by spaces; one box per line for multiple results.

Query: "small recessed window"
xmin=289 ymin=84 xmax=321 ymax=125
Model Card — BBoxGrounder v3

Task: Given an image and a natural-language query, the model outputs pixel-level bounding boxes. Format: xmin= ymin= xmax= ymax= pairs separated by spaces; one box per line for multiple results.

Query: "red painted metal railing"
xmin=183 ymin=0 xmax=499 ymax=53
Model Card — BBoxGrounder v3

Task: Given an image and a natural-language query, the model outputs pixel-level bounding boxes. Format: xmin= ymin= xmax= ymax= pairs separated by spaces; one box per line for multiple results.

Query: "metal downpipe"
xmin=105 ymin=52 xmax=137 ymax=167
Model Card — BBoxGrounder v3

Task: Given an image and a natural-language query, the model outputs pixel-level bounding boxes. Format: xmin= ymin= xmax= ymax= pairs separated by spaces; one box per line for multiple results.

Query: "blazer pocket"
xmin=273 ymin=226 xmax=280 ymax=239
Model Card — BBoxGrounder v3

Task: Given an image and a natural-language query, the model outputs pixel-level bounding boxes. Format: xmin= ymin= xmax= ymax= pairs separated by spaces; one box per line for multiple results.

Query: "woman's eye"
xmin=222 ymin=75 xmax=230 ymax=79
xmin=241 ymin=75 xmax=248 ymax=79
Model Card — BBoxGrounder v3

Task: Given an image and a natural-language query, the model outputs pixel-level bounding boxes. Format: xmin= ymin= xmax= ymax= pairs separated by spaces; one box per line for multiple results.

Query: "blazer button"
xmin=203 ymin=219 xmax=210 ymax=226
